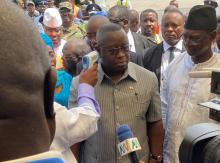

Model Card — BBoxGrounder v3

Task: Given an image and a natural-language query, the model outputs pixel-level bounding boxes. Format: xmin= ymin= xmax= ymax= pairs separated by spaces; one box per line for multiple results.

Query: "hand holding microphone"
xmin=116 ymin=124 xmax=142 ymax=163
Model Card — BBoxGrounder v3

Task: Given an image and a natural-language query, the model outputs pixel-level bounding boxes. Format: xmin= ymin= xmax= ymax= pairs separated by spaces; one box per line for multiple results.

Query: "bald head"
xmin=108 ymin=5 xmax=129 ymax=21
xmin=97 ymin=23 xmax=127 ymax=46
xmin=62 ymin=39 xmax=91 ymax=76
xmin=129 ymin=9 xmax=140 ymax=32
xmin=164 ymin=5 xmax=178 ymax=13
xmin=87 ymin=15 xmax=110 ymax=31
xmin=86 ymin=15 xmax=110 ymax=50
xmin=63 ymin=39 xmax=91 ymax=56
xmin=129 ymin=9 xmax=139 ymax=21
xmin=108 ymin=6 xmax=130 ymax=33
xmin=0 ymin=0 xmax=55 ymax=161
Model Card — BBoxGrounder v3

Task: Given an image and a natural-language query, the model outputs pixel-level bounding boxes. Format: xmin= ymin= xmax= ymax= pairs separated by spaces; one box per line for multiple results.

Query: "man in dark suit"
xmin=143 ymin=8 xmax=185 ymax=87
xmin=108 ymin=5 xmax=155 ymax=57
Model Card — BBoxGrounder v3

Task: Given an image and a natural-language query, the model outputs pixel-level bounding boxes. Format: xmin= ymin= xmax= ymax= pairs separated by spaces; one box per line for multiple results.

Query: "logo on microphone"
xmin=118 ymin=137 xmax=141 ymax=156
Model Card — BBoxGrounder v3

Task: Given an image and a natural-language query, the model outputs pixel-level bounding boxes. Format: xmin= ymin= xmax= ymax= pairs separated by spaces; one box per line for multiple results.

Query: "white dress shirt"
xmin=212 ymin=42 xmax=220 ymax=54
xmin=127 ymin=30 xmax=136 ymax=53
xmin=161 ymin=53 xmax=220 ymax=163
xmin=160 ymin=40 xmax=184 ymax=91
xmin=3 ymin=151 xmax=65 ymax=163
xmin=161 ymin=40 xmax=183 ymax=81
xmin=50 ymin=102 xmax=100 ymax=163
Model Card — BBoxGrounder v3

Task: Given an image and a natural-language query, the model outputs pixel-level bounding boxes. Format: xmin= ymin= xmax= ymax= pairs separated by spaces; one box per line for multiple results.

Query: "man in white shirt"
xmin=51 ymin=64 xmax=100 ymax=163
xmin=43 ymin=8 xmax=66 ymax=69
xmin=161 ymin=5 xmax=220 ymax=163
xmin=213 ymin=16 xmax=220 ymax=53
xmin=0 ymin=1 xmax=100 ymax=162
xmin=0 ymin=1 xmax=56 ymax=161
xmin=143 ymin=8 xmax=185 ymax=88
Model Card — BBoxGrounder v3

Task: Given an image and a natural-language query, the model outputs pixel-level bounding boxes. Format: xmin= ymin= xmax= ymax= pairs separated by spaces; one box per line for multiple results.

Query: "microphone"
xmin=82 ymin=51 xmax=98 ymax=70
xmin=189 ymin=68 xmax=220 ymax=78
xmin=116 ymin=124 xmax=141 ymax=163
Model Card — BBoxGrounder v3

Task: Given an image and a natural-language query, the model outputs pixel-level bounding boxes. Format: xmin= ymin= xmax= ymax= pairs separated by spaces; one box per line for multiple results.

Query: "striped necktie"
xmin=169 ymin=46 xmax=175 ymax=63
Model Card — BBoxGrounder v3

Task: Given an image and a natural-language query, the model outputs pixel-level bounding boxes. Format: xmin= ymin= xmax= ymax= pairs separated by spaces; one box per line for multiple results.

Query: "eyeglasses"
xmin=183 ymin=32 xmax=211 ymax=45
xmin=101 ymin=45 xmax=130 ymax=55
xmin=63 ymin=53 xmax=83 ymax=61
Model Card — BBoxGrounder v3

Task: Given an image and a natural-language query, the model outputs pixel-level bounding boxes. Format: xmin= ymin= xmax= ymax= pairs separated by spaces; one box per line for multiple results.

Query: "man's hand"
xmin=79 ymin=63 xmax=98 ymax=87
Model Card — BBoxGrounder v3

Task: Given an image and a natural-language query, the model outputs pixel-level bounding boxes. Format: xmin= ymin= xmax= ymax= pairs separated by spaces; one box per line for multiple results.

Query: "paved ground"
xmin=105 ymin=0 xmax=203 ymax=12
xmin=103 ymin=0 xmax=220 ymax=21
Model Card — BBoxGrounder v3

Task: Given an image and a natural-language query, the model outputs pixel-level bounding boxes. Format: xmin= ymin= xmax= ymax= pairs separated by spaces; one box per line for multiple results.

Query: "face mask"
xmin=66 ymin=59 xmax=77 ymax=72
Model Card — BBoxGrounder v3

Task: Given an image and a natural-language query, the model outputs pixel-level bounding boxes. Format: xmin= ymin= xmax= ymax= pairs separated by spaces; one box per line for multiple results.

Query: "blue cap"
xmin=36 ymin=0 xmax=48 ymax=6
xmin=92 ymin=11 xmax=107 ymax=17
xmin=116 ymin=124 xmax=134 ymax=142
xmin=86 ymin=3 xmax=102 ymax=15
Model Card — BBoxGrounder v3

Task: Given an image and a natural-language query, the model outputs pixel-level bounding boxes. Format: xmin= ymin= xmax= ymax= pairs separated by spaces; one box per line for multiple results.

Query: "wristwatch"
xmin=150 ymin=153 xmax=163 ymax=162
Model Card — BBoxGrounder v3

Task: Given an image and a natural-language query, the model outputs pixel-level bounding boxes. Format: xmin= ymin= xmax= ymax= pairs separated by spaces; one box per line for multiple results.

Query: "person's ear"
xmin=44 ymin=67 xmax=56 ymax=119
xmin=43 ymin=67 xmax=57 ymax=143
xmin=210 ymin=30 xmax=217 ymax=42
xmin=95 ymin=45 xmax=101 ymax=54
xmin=123 ymin=19 xmax=129 ymax=26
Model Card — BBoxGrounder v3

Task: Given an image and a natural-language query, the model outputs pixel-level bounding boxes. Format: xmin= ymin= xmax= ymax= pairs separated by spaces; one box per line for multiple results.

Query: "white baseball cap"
xmin=43 ymin=8 xmax=62 ymax=28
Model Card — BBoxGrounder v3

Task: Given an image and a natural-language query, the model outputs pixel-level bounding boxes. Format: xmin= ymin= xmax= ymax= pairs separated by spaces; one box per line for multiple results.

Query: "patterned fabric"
xmin=69 ymin=62 xmax=162 ymax=163
xmin=61 ymin=23 xmax=85 ymax=41
xmin=161 ymin=53 xmax=220 ymax=163
xmin=40 ymin=33 xmax=54 ymax=50
xmin=116 ymin=0 xmax=132 ymax=8
xmin=154 ymin=34 xmax=161 ymax=44
xmin=54 ymin=39 xmax=66 ymax=69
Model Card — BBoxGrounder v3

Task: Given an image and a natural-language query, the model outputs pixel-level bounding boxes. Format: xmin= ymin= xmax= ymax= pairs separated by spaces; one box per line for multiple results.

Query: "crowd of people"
xmin=1 ymin=0 xmax=220 ymax=163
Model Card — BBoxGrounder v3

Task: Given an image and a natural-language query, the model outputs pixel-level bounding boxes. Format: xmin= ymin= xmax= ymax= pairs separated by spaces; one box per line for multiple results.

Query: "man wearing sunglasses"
xmin=69 ymin=23 xmax=164 ymax=163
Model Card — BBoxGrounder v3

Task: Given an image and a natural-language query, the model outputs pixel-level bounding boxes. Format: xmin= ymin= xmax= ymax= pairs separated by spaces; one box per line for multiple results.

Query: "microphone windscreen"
xmin=116 ymin=124 xmax=134 ymax=142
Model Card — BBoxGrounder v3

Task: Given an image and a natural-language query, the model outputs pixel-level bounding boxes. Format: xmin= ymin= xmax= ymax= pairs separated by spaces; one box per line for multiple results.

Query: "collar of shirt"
xmin=184 ymin=52 xmax=219 ymax=70
xmin=127 ymin=30 xmax=136 ymax=53
xmin=212 ymin=42 xmax=220 ymax=53
xmin=97 ymin=62 xmax=137 ymax=85
xmin=163 ymin=39 xmax=183 ymax=53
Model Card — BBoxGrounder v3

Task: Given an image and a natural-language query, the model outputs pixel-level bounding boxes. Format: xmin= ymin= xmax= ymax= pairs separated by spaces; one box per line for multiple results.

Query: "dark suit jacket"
xmin=129 ymin=51 xmax=143 ymax=67
xmin=132 ymin=32 xmax=156 ymax=57
xmin=143 ymin=42 xmax=164 ymax=84
xmin=143 ymin=41 xmax=185 ymax=86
